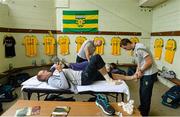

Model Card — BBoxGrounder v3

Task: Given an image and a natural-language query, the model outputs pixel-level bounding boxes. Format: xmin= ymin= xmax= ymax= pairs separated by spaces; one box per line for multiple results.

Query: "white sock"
xmin=103 ymin=74 xmax=122 ymax=85
xmin=103 ymin=74 xmax=113 ymax=82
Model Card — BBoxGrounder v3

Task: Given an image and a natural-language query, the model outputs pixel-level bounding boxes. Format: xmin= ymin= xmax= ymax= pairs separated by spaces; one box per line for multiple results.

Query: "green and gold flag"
xmin=63 ymin=10 xmax=98 ymax=32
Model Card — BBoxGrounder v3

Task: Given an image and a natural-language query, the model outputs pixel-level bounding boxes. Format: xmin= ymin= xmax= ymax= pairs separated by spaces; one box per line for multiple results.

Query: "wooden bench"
xmin=168 ymin=78 xmax=180 ymax=86
xmin=116 ymin=63 xmax=137 ymax=67
xmin=0 ymin=64 xmax=52 ymax=79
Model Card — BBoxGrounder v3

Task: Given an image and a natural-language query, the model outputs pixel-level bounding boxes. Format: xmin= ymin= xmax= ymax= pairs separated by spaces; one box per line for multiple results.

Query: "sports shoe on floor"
xmin=95 ymin=94 xmax=115 ymax=115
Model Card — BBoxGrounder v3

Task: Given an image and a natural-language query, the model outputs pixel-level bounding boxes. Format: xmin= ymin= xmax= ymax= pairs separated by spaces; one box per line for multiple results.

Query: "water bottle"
xmin=9 ymin=63 xmax=13 ymax=70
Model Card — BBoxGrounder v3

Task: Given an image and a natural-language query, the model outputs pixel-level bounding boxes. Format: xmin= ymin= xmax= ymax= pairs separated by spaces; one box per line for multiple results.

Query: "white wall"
xmin=0 ymin=4 xmax=9 ymax=26
xmin=151 ymin=0 xmax=180 ymax=82
xmin=0 ymin=0 xmax=153 ymax=72
xmin=152 ymin=0 xmax=180 ymax=31
xmin=0 ymin=0 xmax=56 ymax=72
xmin=55 ymin=0 xmax=152 ymax=63
xmin=4 ymin=0 xmax=56 ymax=29
xmin=0 ymin=32 xmax=54 ymax=72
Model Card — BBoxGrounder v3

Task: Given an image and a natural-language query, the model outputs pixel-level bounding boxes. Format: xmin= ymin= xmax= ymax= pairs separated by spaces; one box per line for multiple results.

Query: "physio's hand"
xmin=137 ymin=69 xmax=143 ymax=78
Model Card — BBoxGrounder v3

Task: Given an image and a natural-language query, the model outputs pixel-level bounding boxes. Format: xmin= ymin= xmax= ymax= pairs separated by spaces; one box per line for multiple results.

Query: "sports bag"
xmin=0 ymin=85 xmax=17 ymax=102
xmin=161 ymin=85 xmax=180 ymax=108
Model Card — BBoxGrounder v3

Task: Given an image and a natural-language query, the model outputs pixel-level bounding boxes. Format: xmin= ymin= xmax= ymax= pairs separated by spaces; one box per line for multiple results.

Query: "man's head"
xmin=94 ymin=40 xmax=102 ymax=47
xmin=37 ymin=70 xmax=52 ymax=81
xmin=120 ymin=38 xmax=133 ymax=51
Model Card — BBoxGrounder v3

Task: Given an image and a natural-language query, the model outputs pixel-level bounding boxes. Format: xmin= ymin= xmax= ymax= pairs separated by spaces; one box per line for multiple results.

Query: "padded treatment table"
xmin=21 ymin=76 xmax=130 ymax=101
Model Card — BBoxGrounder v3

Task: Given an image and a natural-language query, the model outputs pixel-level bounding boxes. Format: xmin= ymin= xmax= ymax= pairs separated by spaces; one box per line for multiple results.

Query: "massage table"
xmin=21 ymin=76 xmax=130 ymax=102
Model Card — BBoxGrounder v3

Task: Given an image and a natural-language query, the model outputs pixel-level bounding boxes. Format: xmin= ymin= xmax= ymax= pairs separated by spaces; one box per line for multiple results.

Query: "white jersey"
xmin=62 ymin=69 xmax=82 ymax=85
xmin=133 ymin=43 xmax=158 ymax=75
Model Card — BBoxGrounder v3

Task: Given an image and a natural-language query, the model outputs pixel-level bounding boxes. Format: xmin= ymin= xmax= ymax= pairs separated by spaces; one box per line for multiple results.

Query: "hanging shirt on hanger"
xmin=22 ymin=35 xmax=38 ymax=57
xmin=111 ymin=37 xmax=121 ymax=56
xmin=3 ymin=36 xmax=16 ymax=58
xmin=94 ymin=37 xmax=105 ymax=55
xmin=75 ymin=36 xmax=87 ymax=53
xmin=43 ymin=36 xmax=56 ymax=56
xmin=154 ymin=38 xmax=163 ymax=60
xmin=58 ymin=36 xmax=70 ymax=55
xmin=165 ymin=39 xmax=176 ymax=64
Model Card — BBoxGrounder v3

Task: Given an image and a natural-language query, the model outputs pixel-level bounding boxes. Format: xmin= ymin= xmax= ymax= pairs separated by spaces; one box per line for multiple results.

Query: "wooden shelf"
xmin=168 ymin=78 xmax=180 ymax=86
xmin=116 ymin=63 xmax=137 ymax=67
xmin=0 ymin=64 xmax=52 ymax=78
xmin=158 ymin=75 xmax=180 ymax=86
xmin=0 ymin=27 xmax=141 ymax=36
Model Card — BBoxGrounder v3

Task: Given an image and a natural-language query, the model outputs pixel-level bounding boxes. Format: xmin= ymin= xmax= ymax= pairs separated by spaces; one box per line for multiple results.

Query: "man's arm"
xmin=140 ymin=55 xmax=152 ymax=73
xmin=111 ymin=73 xmax=137 ymax=80
xmin=50 ymin=64 xmax=56 ymax=72
xmin=55 ymin=63 xmax=63 ymax=72
xmin=48 ymin=72 xmax=69 ymax=89
xmin=84 ymin=46 xmax=91 ymax=62
xmin=137 ymin=54 xmax=153 ymax=78
xmin=48 ymin=63 xmax=69 ymax=89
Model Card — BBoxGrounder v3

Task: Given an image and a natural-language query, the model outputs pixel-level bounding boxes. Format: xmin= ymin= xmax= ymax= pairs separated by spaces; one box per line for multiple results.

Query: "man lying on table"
xmin=37 ymin=54 xmax=138 ymax=89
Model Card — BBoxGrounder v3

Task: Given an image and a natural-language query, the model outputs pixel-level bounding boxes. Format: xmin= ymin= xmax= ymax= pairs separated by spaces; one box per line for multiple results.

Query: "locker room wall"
xmin=0 ymin=4 xmax=8 ymax=27
xmin=0 ymin=0 xmax=56 ymax=72
xmin=2 ymin=0 xmax=56 ymax=29
xmin=0 ymin=32 xmax=54 ymax=72
xmin=55 ymin=0 xmax=152 ymax=63
xmin=0 ymin=0 xmax=153 ymax=72
xmin=151 ymin=0 xmax=180 ymax=83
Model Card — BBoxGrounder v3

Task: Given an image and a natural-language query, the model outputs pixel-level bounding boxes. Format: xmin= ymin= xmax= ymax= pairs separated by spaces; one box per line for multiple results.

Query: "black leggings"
xmin=76 ymin=56 xmax=87 ymax=63
xmin=81 ymin=54 xmax=105 ymax=85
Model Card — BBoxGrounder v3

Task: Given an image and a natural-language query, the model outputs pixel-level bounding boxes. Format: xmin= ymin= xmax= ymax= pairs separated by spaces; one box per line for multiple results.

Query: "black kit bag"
xmin=161 ymin=85 xmax=180 ymax=108
xmin=8 ymin=73 xmax=30 ymax=87
xmin=0 ymin=101 xmax=3 ymax=112
xmin=16 ymin=73 xmax=30 ymax=86
xmin=0 ymin=85 xmax=17 ymax=102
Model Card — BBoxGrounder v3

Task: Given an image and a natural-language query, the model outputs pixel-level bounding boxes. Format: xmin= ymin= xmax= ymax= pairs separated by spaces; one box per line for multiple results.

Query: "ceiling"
xmin=139 ymin=0 xmax=168 ymax=7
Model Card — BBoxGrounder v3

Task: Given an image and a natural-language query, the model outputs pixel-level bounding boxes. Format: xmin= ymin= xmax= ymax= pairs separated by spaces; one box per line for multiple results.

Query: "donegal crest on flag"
xmin=63 ymin=10 xmax=98 ymax=32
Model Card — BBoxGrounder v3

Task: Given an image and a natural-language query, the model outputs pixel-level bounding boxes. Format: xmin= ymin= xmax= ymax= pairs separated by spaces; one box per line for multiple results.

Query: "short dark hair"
xmin=120 ymin=38 xmax=132 ymax=47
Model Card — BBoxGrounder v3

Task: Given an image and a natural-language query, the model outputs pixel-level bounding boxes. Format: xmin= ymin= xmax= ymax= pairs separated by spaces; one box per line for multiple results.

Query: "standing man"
xmin=76 ymin=39 xmax=102 ymax=63
xmin=120 ymin=38 xmax=158 ymax=116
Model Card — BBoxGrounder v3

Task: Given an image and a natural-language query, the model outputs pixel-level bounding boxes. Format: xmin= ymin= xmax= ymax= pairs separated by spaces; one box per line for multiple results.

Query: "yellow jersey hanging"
xmin=154 ymin=38 xmax=163 ymax=60
xmin=22 ymin=35 xmax=38 ymax=57
xmin=43 ymin=36 xmax=56 ymax=56
xmin=165 ymin=39 xmax=176 ymax=64
xmin=111 ymin=37 xmax=121 ymax=56
xmin=130 ymin=37 xmax=139 ymax=43
xmin=58 ymin=36 xmax=70 ymax=55
xmin=94 ymin=37 xmax=105 ymax=55
xmin=75 ymin=36 xmax=87 ymax=53
xmin=129 ymin=37 xmax=140 ymax=56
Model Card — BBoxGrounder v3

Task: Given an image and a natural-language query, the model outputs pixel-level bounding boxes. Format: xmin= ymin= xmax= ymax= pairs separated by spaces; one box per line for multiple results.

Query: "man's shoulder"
xmin=135 ymin=43 xmax=146 ymax=50
xmin=136 ymin=43 xmax=145 ymax=47
xmin=85 ymin=40 xmax=94 ymax=47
